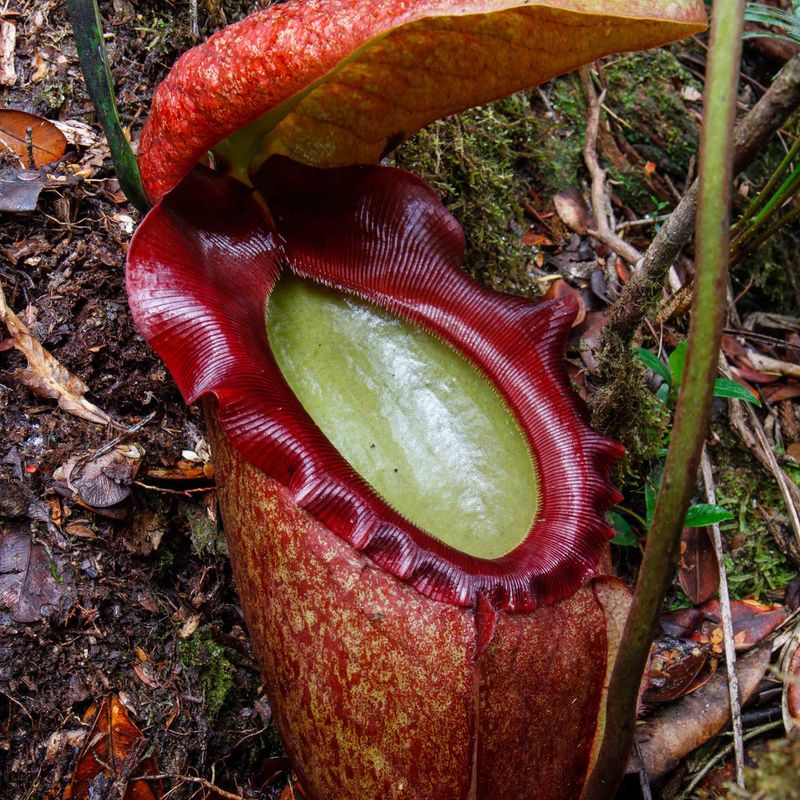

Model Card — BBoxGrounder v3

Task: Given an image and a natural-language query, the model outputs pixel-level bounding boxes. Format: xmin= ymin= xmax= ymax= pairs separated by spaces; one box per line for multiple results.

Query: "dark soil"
xmin=1 ymin=2 xmax=286 ymax=798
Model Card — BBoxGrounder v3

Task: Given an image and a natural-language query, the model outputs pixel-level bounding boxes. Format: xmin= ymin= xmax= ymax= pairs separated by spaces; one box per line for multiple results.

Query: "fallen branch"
xmin=141 ymin=773 xmax=245 ymax=800
xmin=579 ymin=66 xmax=643 ymax=265
xmin=592 ymin=53 xmax=800 ymax=436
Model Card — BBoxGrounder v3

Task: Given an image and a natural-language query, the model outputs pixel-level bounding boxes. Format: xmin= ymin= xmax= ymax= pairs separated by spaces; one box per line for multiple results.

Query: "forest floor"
xmin=1 ymin=1 xmax=800 ymax=799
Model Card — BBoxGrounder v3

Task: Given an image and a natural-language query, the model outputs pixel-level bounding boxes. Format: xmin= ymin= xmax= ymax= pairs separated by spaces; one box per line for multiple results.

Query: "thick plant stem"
xmin=67 ymin=0 xmax=149 ymax=213
xmin=582 ymin=3 xmax=746 ymax=799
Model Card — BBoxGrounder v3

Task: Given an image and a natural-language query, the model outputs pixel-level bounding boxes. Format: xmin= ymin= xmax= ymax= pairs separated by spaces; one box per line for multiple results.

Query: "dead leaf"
xmin=786 ymin=575 xmax=800 ymax=611
xmin=643 ymin=635 xmax=710 ymax=704
xmin=576 ymin=310 xmax=609 ymax=374
xmin=63 ymin=695 xmax=163 ymax=800
xmin=126 ymin=504 xmax=166 ymax=555
xmin=65 ymin=522 xmax=97 ymax=539
xmin=30 ymin=52 xmax=49 ymax=83
xmin=681 ymin=85 xmax=702 ymax=103
xmin=678 ymin=526 xmax=720 ymax=605
xmin=661 ymin=598 xmax=786 ymax=653
xmin=0 ymin=284 xmax=111 ymax=425
xmin=0 ymin=108 xmax=66 ymax=168
xmin=0 ymin=525 xmax=75 ymax=624
xmin=633 ymin=643 xmax=771 ymax=779
xmin=56 ymin=443 xmax=143 ymax=509
xmin=552 ymin=188 xmax=594 ymax=235
xmin=0 ymin=167 xmax=45 ymax=212
xmin=53 ymin=119 xmax=98 ymax=148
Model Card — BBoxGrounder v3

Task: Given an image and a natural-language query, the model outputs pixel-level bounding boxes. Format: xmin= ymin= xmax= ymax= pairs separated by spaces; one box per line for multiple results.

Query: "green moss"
xmin=728 ymin=736 xmax=800 ymax=799
xmin=178 ymin=626 xmax=236 ymax=718
xmin=392 ymin=93 xmax=539 ymax=294
xmin=591 ymin=354 xmax=671 ymax=487
xmin=181 ymin=501 xmax=227 ymax=558
xmin=529 ymin=75 xmax=588 ymax=197
xmin=731 ymin=115 xmax=800 ymax=315
xmin=711 ymin=433 xmax=798 ymax=599
xmin=34 ymin=81 xmax=73 ymax=115
xmin=602 ymin=48 xmax=701 ymax=212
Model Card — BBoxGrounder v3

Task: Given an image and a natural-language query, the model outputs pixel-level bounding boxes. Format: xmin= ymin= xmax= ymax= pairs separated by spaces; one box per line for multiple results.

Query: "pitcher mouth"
xmin=126 ymin=156 xmax=623 ymax=613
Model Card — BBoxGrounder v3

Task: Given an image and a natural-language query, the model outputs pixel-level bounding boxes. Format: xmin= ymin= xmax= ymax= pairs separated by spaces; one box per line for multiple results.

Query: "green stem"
xmin=732 ymin=200 xmax=800 ymax=265
xmin=66 ymin=0 xmax=150 ymax=213
xmin=581 ymin=2 xmax=746 ymax=798
xmin=732 ymin=131 xmax=800 ymax=233
xmin=730 ymin=161 xmax=800 ymax=252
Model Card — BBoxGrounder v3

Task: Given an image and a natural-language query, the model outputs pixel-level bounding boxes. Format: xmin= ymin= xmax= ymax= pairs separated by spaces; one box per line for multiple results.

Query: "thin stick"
xmin=139 ymin=774 xmax=245 ymax=800
xmin=745 ymin=402 xmax=800 ymax=543
xmin=701 ymin=448 xmax=745 ymax=788
xmin=579 ymin=66 xmax=644 ymax=265
xmin=634 ymin=741 xmax=654 ymax=800
xmin=677 ymin=720 xmax=783 ymax=800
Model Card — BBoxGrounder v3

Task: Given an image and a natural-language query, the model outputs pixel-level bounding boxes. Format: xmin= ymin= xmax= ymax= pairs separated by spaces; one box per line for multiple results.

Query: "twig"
xmin=592 ymin=53 xmax=800 ymax=434
xmin=615 ymin=214 xmax=670 ymax=232
xmin=677 ymin=720 xmax=783 ymax=800
xmin=634 ymin=741 xmax=653 ymax=800
xmin=579 ymin=66 xmax=643 ymax=265
xmin=701 ymin=448 xmax=745 ymax=789
xmin=139 ymin=774 xmax=245 ymax=800
xmin=189 ymin=0 xmax=199 ymax=38
xmin=721 ymin=349 xmax=800 ymax=554
xmin=744 ymin=401 xmax=800 ymax=544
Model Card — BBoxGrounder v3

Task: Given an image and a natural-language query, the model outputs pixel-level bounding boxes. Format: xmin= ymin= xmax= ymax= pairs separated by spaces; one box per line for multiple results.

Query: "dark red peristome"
xmin=126 ymin=157 xmax=623 ymax=612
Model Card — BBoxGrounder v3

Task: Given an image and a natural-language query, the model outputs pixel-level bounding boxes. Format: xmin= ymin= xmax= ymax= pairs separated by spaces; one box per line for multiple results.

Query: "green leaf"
xmin=608 ymin=511 xmax=638 ymax=547
xmin=66 ymin=0 xmax=149 ymax=213
xmin=668 ymin=341 xmax=688 ymax=387
xmin=656 ymin=382 xmax=671 ymax=407
xmin=636 ymin=348 xmax=672 ymax=385
xmin=712 ymin=377 xmax=762 ymax=406
xmin=683 ymin=503 xmax=734 ymax=527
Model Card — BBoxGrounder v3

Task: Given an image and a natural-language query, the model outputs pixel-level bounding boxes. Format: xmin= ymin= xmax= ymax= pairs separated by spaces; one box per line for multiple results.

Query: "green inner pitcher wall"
xmin=266 ymin=277 xmax=539 ymax=560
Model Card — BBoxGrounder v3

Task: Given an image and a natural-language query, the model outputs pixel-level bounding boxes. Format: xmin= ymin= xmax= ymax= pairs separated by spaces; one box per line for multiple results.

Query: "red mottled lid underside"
xmin=126 ymin=158 xmax=623 ymax=612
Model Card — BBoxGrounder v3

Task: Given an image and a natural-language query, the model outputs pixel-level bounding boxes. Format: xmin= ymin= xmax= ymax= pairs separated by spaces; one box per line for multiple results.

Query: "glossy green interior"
xmin=266 ymin=277 xmax=539 ymax=560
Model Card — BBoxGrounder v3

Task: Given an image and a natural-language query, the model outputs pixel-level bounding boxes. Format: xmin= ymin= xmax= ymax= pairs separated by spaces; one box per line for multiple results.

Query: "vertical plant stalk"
xmin=582 ymin=2 xmax=746 ymax=798
xmin=66 ymin=0 xmax=150 ymax=213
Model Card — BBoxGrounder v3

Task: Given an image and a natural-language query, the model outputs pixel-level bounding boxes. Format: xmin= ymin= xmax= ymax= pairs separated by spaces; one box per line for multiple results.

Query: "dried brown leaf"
xmin=56 ymin=443 xmax=143 ymax=508
xmin=0 ymin=284 xmax=110 ymax=425
xmin=63 ymin=695 xmax=162 ymax=800
xmin=633 ymin=644 xmax=771 ymax=779
xmin=553 ymin=188 xmax=594 ymax=235
xmin=0 ymin=108 xmax=66 ymax=168
xmin=678 ymin=526 xmax=720 ymax=605
xmin=0 ymin=525 xmax=75 ymax=623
